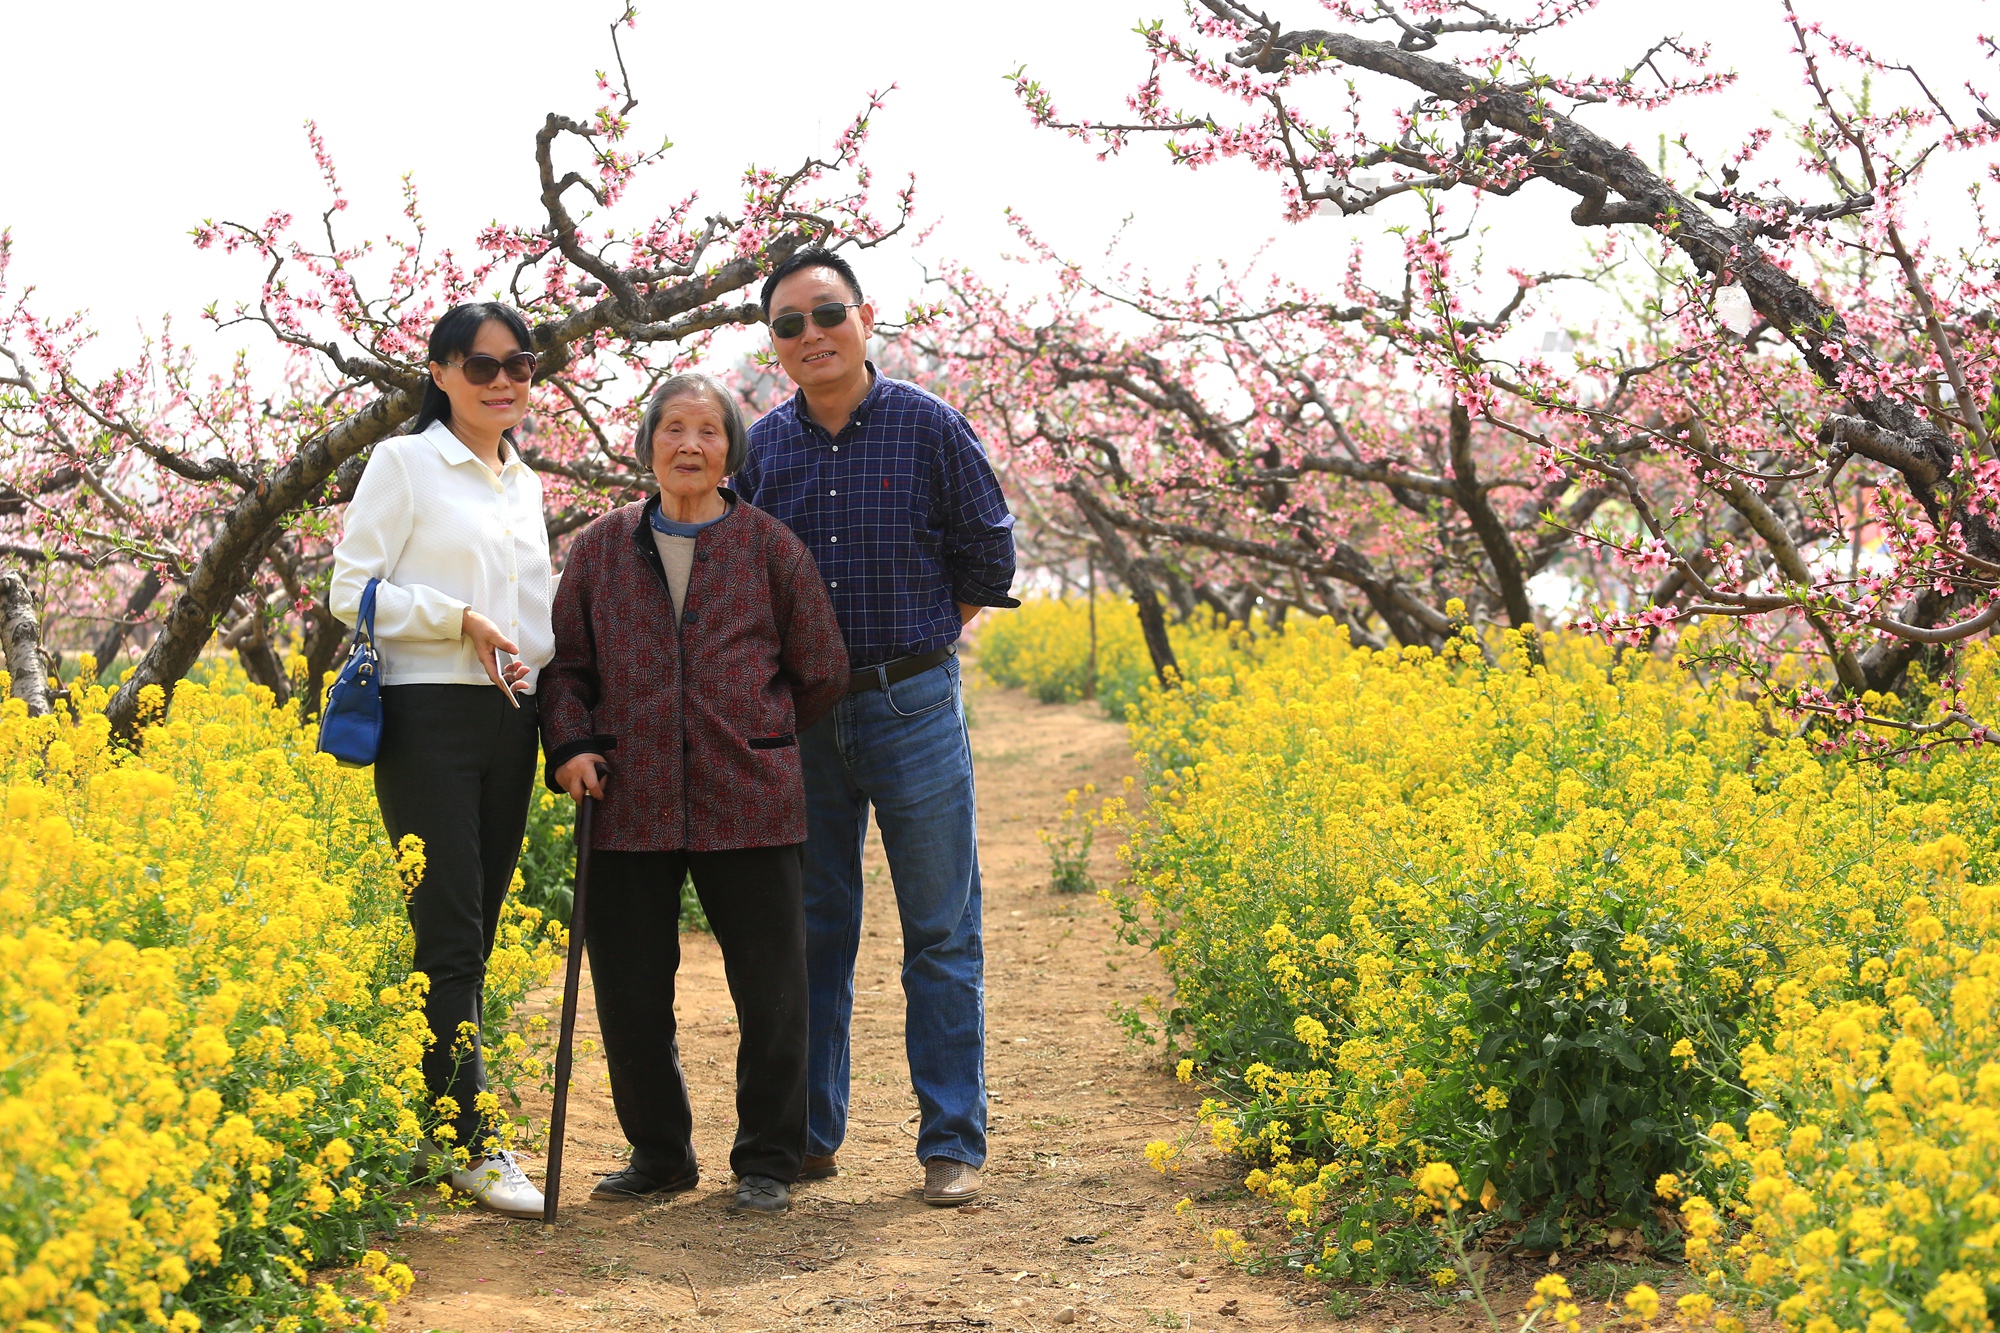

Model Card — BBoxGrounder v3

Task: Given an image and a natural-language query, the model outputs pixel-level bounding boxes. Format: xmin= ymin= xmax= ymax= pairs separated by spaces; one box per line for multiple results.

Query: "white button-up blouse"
xmin=329 ymin=419 xmax=556 ymax=692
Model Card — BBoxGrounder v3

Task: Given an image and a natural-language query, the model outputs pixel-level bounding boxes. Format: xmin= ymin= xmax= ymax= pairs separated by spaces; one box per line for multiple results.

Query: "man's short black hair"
xmin=760 ymin=247 xmax=864 ymax=318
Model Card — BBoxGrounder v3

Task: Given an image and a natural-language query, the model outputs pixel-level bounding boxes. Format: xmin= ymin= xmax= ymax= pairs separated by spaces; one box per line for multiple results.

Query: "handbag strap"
xmin=355 ymin=578 xmax=380 ymax=657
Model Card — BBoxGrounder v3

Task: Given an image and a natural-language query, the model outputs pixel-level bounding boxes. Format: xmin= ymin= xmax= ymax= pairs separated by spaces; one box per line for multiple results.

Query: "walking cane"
xmin=542 ymin=777 xmax=601 ymax=1225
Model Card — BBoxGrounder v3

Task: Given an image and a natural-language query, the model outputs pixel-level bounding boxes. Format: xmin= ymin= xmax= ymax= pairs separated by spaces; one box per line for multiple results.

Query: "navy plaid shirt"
xmin=737 ymin=367 xmax=1020 ymax=669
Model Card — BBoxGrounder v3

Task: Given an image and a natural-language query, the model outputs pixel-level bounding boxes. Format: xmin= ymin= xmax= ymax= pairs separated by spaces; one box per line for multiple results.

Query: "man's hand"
xmin=555 ymin=753 xmax=608 ymax=803
xmin=958 ymin=602 xmax=982 ymax=627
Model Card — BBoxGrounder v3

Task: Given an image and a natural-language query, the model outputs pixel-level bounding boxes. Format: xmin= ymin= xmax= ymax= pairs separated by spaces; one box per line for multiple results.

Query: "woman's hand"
xmin=462 ymin=610 xmax=528 ymax=693
xmin=555 ymin=753 xmax=608 ymax=803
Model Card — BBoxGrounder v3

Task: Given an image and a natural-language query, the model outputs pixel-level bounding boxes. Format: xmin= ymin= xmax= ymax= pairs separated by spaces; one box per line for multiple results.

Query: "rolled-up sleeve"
xmin=539 ymin=530 xmax=614 ymax=790
xmin=329 ymin=445 xmax=470 ymax=639
xmin=937 ymin=411 xmax=1020 ymax=609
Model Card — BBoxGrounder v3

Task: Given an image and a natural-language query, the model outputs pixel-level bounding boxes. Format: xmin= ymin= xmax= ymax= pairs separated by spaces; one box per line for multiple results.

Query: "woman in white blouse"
xmin=330 ymin=302 xmax=554 ymax=1219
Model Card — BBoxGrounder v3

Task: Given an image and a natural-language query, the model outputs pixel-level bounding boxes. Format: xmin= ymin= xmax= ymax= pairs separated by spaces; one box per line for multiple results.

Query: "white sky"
xmin=1 ymin=0 xmax=1991 ymax=382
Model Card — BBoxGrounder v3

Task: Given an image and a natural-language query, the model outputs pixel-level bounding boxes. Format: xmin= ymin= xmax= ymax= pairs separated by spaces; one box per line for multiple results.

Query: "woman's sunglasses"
xmin=768 ymin=302 xmax=861 ymax=340
xmin=445 ymin=352 xmax=538 ymax=385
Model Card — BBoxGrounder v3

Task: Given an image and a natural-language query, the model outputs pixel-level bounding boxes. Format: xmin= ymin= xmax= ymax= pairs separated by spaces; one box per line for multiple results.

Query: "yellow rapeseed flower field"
xmin=1682 ymin=812 xmax=2000 ymax=1333
xmin=0 ymin=659 xmax=559 ymax=1332
xmin=976 ymin=594 xmax=1258 ymax=720
xmin=998 ymin=597 xmax=2000 ymax=1330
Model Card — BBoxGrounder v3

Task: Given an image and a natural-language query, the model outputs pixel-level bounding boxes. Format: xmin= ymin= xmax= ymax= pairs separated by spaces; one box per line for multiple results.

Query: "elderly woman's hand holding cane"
xmin=543 ymin=758 xmax=606 ymax=1223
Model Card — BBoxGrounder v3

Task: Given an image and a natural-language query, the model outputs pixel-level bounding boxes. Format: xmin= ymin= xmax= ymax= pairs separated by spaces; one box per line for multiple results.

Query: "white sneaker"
xmin=451 ymin=1149 xmax=545 ymax=1218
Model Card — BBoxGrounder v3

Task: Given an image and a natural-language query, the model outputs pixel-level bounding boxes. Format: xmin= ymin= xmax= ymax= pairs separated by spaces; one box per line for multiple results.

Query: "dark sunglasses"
xmin=769 ymin=302 xmax=861 ymax=340
xmin=445 ymin=352 xmax=538 ymax=385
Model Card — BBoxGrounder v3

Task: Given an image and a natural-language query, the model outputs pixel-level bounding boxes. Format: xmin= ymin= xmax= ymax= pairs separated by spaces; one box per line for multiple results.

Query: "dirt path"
xmin=381 ymin=670 xmax=1351 ymax=1333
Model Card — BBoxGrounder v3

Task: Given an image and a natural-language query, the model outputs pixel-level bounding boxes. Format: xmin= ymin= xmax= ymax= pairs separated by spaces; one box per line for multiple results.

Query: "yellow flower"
xmin=1677 ymin=1293 xmax=1717 ymax=1325
xmin=1414 ymin=1161 xmax=1462 ymax=1206
xmin=1531 ymin=1274 xmax=1573 ymax=1307
xmin=1922 ymin=1271 xmax=1988 ymax=1333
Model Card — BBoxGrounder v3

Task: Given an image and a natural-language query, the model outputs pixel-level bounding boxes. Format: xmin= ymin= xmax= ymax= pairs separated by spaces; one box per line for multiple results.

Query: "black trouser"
xmin=374 ymin=684 xmax=540 ymax=1155
xmin=586 ymin=846 xmax=808 ymax=1184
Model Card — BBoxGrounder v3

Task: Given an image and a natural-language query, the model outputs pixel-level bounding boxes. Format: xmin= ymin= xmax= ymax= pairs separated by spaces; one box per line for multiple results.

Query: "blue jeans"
xmin=800 ymin=653 xmax=986 ymax=1167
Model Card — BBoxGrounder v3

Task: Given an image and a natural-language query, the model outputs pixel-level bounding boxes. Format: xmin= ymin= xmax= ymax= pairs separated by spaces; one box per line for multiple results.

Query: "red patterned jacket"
xmin=539 ymin=492 xmax=849 ymax=851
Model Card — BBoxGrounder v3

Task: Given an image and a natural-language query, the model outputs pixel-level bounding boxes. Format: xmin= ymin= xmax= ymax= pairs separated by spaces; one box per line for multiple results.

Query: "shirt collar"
xmin=787 ymin=361 xmax=886 ymax=439
xmin=649 ymin=493 xmax=735 ymax=536
xmin=422 ymin=418 xmax=528 ymax=474
xmin=634 ymin=489 xmax=740 ymax=548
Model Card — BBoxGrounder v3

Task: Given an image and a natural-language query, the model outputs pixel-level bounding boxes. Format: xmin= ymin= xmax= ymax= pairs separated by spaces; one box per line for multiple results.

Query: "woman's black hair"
xmin=409 ymin=302 xmax=536 ymax=439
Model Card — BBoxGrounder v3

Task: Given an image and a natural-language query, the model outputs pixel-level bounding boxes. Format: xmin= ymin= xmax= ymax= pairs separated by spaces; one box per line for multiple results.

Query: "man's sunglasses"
xmin=769 ymin=302 xmax=861 ymax=340
xmin=445 ymin=352 xmax=538 ymax=385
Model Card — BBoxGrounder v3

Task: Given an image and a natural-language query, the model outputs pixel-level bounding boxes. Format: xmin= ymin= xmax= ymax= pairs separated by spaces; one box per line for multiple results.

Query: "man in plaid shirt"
xmin=736 ymin=248 xmax=1018 ymax=1206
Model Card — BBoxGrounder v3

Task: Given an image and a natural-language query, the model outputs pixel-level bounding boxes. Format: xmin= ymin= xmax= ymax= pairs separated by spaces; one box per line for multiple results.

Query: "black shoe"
xmin=590 ymin=1165 xmax=699 ymax=1200
xmin=728 ymin=1174 xmax=791 ymax=1213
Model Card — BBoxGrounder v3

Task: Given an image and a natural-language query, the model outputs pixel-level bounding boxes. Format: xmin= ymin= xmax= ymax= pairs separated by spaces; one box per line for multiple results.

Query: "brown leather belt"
xmin=847 ymin=645 xmax=954 ymax=695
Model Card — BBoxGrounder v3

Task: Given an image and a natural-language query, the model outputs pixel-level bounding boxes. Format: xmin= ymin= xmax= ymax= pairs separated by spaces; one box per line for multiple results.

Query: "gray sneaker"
xmin=728 ymin=1174 xmax=791 ymax=1213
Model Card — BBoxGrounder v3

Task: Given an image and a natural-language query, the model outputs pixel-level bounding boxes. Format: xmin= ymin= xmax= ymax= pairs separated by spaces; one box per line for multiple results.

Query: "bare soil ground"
xmin=379 ymin=671 xmax=1573 ymax=1333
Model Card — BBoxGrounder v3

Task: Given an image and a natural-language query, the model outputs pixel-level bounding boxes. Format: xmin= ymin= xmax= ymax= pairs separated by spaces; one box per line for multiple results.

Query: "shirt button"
xmin=832 ymin=446 xmax=839 ymax=453
xmin=829 ymin=582 xmax=839 ymax=589
xmin=509 ymin=573 xmax=517 ymax=581
xmin=829 ymin=489 xmax=837 ymax=496
xmin=829 ymin=536 xmax=838 ymax=544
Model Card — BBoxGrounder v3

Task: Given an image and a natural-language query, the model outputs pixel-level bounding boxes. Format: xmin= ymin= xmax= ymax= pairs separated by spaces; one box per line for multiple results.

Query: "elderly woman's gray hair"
xmin=634 ymin=373 xmax=748 ymax=477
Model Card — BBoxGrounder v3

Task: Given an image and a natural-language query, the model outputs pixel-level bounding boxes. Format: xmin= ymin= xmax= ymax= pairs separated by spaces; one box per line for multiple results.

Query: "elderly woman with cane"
xmin=541 ymin=371 xmax=848 ymax=1214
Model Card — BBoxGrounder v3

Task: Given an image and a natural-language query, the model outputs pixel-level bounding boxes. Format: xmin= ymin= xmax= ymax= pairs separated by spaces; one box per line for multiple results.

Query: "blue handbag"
xmin=317 ymin=578 xmax=383 ymax=766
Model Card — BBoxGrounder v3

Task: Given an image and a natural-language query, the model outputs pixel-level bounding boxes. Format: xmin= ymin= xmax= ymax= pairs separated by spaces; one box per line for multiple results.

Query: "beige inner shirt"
xmin=651 ymin=530 xmax=696 ymax=621
xmin=649 ymin=498 xmax=732 ymax=620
